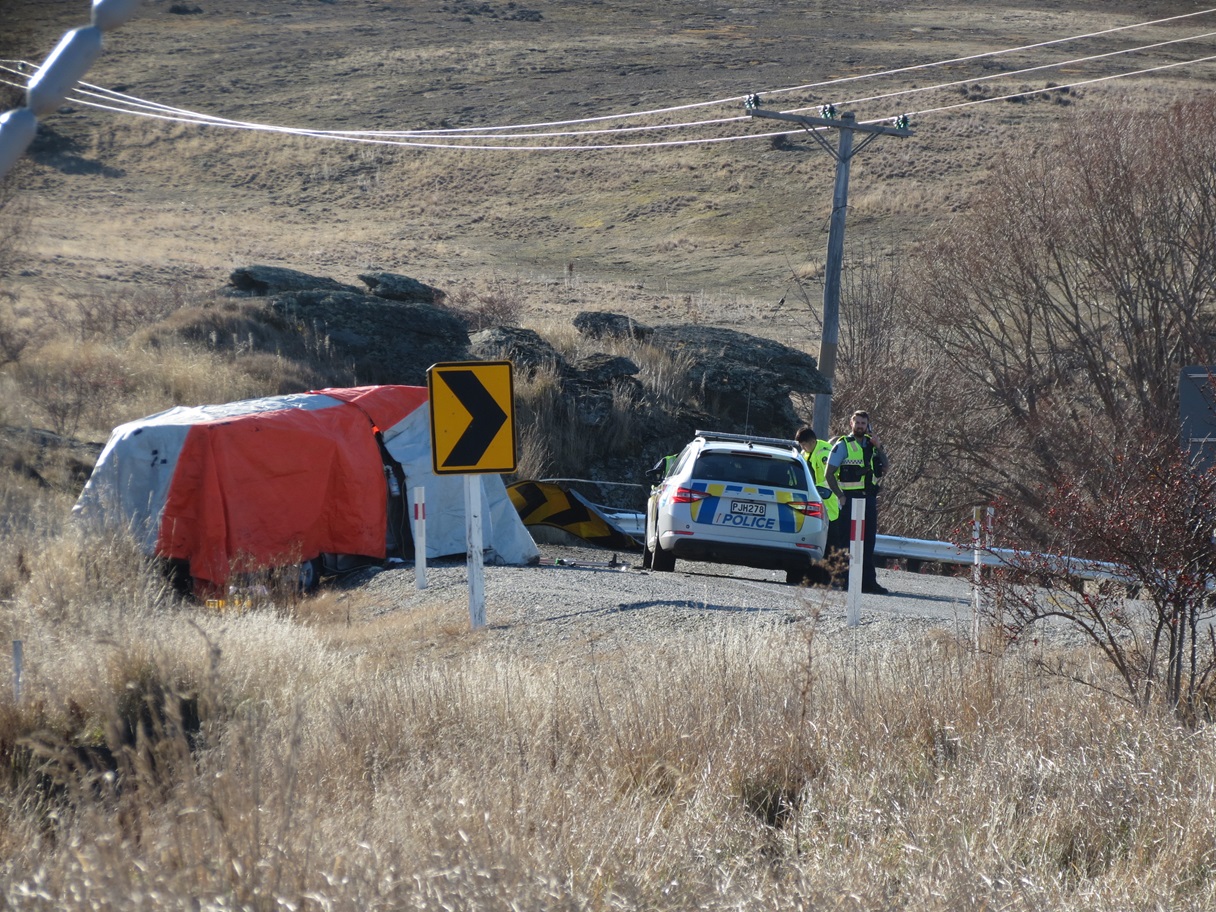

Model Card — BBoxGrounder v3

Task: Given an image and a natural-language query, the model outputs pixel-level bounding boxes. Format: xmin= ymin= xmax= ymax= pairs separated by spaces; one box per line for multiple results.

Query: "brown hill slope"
xmin=4 ymin=0 xmax=1212 ymax=319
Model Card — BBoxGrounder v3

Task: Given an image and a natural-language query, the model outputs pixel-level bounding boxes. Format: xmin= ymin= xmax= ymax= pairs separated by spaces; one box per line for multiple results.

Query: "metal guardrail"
xmin=538 ymin=477 xmax=1131 ymax=585
xmin=876 ymin=534 xmax=1129 ymax=583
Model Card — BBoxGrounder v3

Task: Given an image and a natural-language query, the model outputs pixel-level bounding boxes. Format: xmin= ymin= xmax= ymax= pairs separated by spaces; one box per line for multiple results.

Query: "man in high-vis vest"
xmin=826 ymin=410 xmax=890 ymax=595
xmin=794 ymin=425 xmax=837 ymax=511
xmin=794 ymin=425 xmax=843 ymax=583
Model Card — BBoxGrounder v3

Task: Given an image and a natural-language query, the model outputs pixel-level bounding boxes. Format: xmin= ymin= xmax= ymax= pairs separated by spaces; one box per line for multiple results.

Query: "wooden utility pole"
xmin=747 ymin=100 xmax=912 ymax=439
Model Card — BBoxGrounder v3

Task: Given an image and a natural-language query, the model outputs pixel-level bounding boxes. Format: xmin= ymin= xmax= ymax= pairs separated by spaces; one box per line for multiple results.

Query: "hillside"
xmin=5 ymin=0 xmax=1213 ymax=317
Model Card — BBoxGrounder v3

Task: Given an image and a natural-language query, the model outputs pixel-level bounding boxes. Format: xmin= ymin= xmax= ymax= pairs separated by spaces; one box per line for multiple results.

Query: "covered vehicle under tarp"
xmin=507 ymin=480 xmax=642 ymax=551
xmin=74 ymin=385 xmax=538 ymax=589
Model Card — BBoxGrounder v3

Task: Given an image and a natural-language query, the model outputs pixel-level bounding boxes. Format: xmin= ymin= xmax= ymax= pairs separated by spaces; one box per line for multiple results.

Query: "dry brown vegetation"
xmin=3 ymin=1 xmax=1216 ymax=907
xmin=3 ymin=543 xmax=1216 ymax=909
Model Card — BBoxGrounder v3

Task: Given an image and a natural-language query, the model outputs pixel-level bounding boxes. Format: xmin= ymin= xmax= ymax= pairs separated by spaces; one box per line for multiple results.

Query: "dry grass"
xmin=1 ymin=552 xmax=1215 ymax=909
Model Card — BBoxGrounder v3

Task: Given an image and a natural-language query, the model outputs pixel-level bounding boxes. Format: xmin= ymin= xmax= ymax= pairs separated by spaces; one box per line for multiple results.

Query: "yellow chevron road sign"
xmin=427 ymin=361 xmax=516 ymax=474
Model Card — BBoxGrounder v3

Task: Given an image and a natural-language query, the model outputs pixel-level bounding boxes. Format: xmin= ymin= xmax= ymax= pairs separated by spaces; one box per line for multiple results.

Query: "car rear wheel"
xmin=651 ymin=540 xmax=676 ymax=572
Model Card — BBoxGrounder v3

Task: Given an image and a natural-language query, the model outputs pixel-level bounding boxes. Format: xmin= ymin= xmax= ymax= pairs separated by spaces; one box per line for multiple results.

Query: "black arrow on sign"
xmin=441 ymin=369 xmax=509 ymax=468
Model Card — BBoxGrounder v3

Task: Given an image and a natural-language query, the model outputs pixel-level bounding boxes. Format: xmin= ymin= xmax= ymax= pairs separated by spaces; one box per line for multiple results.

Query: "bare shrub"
xmin=0 ymin=287 xmax=56 ymax=367
xmin=977 ymin=436 xmax=1216 ymax=716
xmin=15 ymin=341 xmax=133 ymax=438
xmin=67 ymin=283 xmax=201 ymax=342
xmin=442 ymin=277 xmax=523 ymax=330
xmin=809 ymin=246 xmax=946 ymax=537
xmin=0 ymin=164 xmax=31 ymax=287
xmin=905 ymin=95 xmax=1216 ymax=523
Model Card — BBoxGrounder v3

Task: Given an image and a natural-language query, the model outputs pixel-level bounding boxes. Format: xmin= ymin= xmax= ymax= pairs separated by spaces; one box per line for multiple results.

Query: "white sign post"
xmin=413 ymin=485 xmax=427 ymax=590
xmin=465 ymin=475 xmax=486 ymax=629
xmin=846 ymin=497 xmax=865 ymax=627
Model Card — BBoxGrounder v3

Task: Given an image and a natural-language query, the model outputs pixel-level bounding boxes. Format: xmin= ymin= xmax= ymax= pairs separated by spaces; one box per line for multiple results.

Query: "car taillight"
xmin=671 ymin=487 xmax=709 ymax=504
xmin=788 ymin=501 xmax=824 ymax=519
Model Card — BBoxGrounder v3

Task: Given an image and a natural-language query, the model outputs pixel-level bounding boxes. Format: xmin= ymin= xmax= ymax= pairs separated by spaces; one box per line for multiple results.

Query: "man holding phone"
xmin=826 ymin=409 xmax=889 ymax=595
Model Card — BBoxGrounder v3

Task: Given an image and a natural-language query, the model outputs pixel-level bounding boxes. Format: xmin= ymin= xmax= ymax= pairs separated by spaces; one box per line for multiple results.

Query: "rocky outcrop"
xmin=266 ymin=290 xmax=469 ymax=386
xmin=359 ymin=272 xmax=443 ymax=304
xmin=467 ymin=327 xmax=567 ymax=378
xmin=650 ymin=324 xmax=828 ymax=436
xmin=226 ymin=265 xmax=361 ymax=297
xmin=567 ymin=353 xmax=644 ymax=429
xmin=132 ymin=269 xmax=829 ymax=511
xmin=573 ymin=311 xmax=653 ymax=341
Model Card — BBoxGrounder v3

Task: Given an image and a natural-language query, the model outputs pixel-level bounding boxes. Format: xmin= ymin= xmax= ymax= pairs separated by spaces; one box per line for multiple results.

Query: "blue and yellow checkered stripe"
xmin=686 ymin=482 xmax=807 ymax=532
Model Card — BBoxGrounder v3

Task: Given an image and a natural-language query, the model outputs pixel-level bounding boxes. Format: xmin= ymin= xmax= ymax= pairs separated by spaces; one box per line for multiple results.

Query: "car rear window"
xmin=693 ymin=452 xmax=805 ymax=489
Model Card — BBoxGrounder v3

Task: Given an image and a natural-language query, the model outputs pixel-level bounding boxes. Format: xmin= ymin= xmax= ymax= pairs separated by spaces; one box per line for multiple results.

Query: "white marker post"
xmin=972 ymin=506 xmax=983 ymax=647
xmin=12 ymin=640 xmax=22 ymax=704
xmin=971 ymin=506 xmax=995 ymax=647
xmin=846 ymin=497 xmax=865 ymax=627
xmin=465 ymin=475 xmax=486 ymax=628
xmin=413 ymin=485 xmax=427 ymax=590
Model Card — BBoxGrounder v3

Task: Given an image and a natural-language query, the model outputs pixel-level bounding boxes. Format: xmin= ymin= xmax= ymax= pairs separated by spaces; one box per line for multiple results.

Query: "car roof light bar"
xmin=694 ymin=430 xmax=797 ymax=449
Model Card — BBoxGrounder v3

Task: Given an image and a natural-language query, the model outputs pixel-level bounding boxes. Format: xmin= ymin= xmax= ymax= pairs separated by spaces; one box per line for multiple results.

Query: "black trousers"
xmin=830 ymin=493 xmax=879 ymax=588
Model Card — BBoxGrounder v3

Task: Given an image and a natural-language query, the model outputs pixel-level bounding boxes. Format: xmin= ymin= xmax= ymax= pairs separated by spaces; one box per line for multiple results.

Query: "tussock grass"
xmin=2 ymin=567 xmax=1215 ymax=909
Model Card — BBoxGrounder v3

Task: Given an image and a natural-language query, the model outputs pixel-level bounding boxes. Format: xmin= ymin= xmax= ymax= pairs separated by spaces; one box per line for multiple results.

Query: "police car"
xmin=643 ymin=430 xmax=829 ymax=584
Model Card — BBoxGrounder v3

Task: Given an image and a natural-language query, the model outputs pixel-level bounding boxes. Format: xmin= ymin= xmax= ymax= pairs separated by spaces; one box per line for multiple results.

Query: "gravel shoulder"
xmin=343 ymin=543 xmax=986 ymax=665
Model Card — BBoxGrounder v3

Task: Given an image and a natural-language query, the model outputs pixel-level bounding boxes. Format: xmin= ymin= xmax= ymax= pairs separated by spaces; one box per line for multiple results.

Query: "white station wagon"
xmin=643 ymin=430 xmax=829 ymax=584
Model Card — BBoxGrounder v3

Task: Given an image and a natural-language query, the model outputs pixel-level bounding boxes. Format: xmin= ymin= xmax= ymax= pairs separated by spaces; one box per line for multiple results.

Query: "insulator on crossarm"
xmin=0 ymin=108 xmax=38 ymax=177
xmin=26 ymin=26 xmax=103 ymax=117
xmin=92 ymin=0 xmax=144 ymax=31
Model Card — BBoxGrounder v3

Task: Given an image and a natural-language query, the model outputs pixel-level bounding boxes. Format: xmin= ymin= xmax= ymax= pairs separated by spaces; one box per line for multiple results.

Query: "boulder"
xmin=572 ymin=311 xmax=653 ymax=341
xmin=567 ymin=353 xmax=644 ymax=429
xmin=359 ymin=271 xmax=443 ymax=304
xmin=227 ymin=265 xmax=360 ymax=297
xmin=467 ymin=327 xmax=567 ymax=378
xmin=266 ymin=290 xmax=469 ymax=386
xmin=569 ymin=352 xmax=639 ymax=386
xmin=649 ymin=325 xmax=828 ymax=437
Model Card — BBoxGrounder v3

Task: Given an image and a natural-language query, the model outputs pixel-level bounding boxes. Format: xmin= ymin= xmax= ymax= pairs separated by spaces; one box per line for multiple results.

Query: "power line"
xmin=823 ymin=30 xmax=1216 ymax=116
xmin=904 ymin=52 xmax=1216 ymax=120
xmin=9 ymin=51 xmax=1210 ymax=153
xmin=2 ymin=11 xmax=1214 ymax=152
xmin=106 ymin=5 xmax=1216 ymax=137
xmin=24 ymin=26 xmax=1215 ymax=146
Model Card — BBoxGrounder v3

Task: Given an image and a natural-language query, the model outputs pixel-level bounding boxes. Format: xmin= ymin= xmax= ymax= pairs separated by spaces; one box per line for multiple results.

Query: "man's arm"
xmin=826 ymin=442 xmax=846 ymax=501
xmin=871 ymin=439 xmax=888 ymax=477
